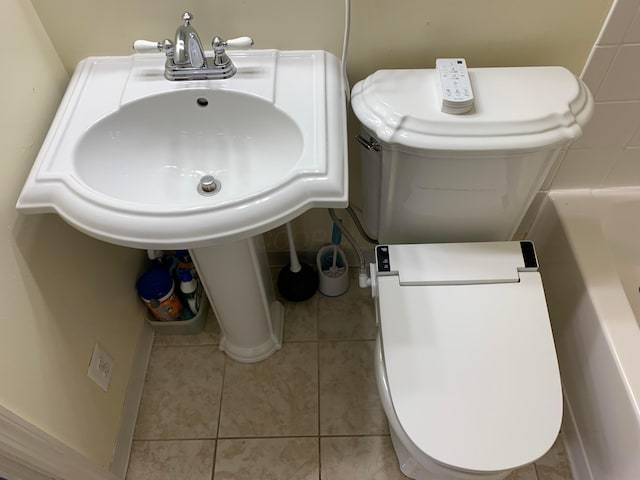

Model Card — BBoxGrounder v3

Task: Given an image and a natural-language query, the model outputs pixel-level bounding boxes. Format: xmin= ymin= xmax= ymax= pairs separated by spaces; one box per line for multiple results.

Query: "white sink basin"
xmin=17 ymin=50 xmax=348 ymax=248
xmin=75 ymin=89 xmax=303 ymax=206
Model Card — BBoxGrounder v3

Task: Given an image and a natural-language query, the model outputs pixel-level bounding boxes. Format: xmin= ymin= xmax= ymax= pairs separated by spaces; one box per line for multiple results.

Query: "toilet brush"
xmin=324 ymin=224 xmax=347 ymax=279
xmin=277 ymin=221 xmax=318 ymax=301
xmin=316 ymin=223 xmax=349 ymax=297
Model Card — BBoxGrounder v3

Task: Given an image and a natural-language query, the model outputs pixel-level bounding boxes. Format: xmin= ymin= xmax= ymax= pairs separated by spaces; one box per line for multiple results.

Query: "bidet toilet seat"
xmin=373 ymin=242 xmax=562 ymax=474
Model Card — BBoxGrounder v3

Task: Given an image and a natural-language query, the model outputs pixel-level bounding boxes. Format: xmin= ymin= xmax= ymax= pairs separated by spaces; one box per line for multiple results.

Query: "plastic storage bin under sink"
xmin=145 ymin=294 xmax=210 ymax=335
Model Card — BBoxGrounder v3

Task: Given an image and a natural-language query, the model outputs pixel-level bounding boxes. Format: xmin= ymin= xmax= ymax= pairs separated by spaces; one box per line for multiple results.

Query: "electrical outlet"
xmin=88 ymin=344 xmax=113 ymax=392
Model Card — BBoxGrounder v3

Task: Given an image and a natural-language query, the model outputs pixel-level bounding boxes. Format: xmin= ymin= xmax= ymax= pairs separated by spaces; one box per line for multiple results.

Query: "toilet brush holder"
xmin=316 ymin=245 xmax=349 ymax=297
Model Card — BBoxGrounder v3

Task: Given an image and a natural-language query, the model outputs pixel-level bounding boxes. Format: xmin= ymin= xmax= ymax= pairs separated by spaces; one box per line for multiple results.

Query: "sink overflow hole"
xmin=196 ymin=98 xmax=209 ymax=107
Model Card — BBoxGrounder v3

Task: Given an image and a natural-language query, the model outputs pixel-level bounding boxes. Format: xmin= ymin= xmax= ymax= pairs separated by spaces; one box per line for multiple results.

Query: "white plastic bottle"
xmin=179 ymin=270 xmax=200 ymax=318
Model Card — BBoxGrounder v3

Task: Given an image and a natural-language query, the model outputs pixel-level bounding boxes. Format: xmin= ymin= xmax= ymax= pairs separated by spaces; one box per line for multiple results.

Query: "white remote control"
xmin=436 ymin=58 xmax=474 ymax=114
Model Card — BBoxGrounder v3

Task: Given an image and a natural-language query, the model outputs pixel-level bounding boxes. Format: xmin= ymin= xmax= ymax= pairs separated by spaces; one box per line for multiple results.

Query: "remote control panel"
xmin=436 ymin=58 xmax=474 ymax=114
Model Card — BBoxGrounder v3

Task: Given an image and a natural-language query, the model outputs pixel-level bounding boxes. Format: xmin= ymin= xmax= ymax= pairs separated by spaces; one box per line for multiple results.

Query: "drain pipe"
xmin=328 ymin=209 xmax=371 ymax=288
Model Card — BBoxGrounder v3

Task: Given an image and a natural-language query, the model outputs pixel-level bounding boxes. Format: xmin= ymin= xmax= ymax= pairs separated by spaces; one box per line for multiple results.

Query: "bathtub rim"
xmin=545 ymin=187 xmax=640 ymax=422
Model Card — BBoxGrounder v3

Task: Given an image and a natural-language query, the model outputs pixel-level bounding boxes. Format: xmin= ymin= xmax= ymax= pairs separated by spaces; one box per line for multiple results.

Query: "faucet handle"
xmin=211 ymin=36 xmax=253 ymax=68
xmin=224 ymin=37 xmax=254 ymax=49
xmin=133 ymin=39 xmax=175 ymax=56
xmin=133 ymin=40 xmax=163 ymax=53
xmin=212 ymin=36 xmax=254 ymax=51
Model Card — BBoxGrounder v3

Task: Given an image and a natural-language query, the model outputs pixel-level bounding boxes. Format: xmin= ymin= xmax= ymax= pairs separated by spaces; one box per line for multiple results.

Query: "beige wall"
xmin=31 ymin=0 xmax=611 ymax=79
xmin=30 ymin=0 xmax=612 ymax=256
xmin=2 ymin=0 xmax=147 ymax=469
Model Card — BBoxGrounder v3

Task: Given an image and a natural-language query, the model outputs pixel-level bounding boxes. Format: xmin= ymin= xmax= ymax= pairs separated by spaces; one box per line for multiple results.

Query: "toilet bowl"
xmin=351 ymin=64 xmax=593 ymax=479
xmin=371 ymin=242 xmax=562 ymax=480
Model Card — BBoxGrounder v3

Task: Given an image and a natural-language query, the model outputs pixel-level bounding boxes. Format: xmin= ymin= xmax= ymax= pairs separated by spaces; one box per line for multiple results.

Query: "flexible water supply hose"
xmin=346 ymin=206 xmax=377 ymax=244
xmin=342 ymin=0 xmax=351 ymax=102
xmin=331 ymin=0 xmax=372 ymax=288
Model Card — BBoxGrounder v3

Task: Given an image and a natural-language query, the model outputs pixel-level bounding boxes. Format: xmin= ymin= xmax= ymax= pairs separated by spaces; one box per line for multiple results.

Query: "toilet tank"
xmin=351 ymin=66 xmax=593 ymax=244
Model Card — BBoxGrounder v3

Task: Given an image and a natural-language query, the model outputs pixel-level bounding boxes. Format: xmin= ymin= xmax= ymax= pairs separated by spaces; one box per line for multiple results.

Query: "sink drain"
xmin=198 ymin=175 xmax=222 ymax=196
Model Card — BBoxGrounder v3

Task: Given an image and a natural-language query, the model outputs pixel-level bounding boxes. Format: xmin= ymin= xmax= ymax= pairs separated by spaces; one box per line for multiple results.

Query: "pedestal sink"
xmin=17 ymin=50 xmax=348 ymax=362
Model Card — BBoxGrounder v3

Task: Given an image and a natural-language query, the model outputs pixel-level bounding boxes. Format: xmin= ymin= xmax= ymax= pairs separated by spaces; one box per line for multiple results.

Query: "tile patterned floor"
xmin=127 ymin=274 xmax=574 ymax=480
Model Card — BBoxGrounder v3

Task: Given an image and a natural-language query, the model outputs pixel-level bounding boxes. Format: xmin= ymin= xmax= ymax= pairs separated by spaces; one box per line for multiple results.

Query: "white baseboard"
xmin=0 ymin=405 xmax=119 ymax=480
xmin=110 ymin=321 xmax=154 ymax=478
xmin=561 ymin=390 xmax=594 ymax=480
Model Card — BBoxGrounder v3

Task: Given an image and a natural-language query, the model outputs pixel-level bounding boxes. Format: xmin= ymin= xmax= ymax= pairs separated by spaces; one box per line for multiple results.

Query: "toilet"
xmin=351 ymin=65 xmax=593 ymax=479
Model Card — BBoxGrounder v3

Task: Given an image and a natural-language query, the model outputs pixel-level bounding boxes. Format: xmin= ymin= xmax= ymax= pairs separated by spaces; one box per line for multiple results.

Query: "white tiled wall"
xmin=550 ymin=0 xmax=640 ymax=189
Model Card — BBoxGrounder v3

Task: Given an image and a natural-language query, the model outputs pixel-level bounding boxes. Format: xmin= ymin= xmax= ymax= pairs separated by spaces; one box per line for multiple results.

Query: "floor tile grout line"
xmin=533 ymin=462 xmax=540 ymax=480
xmin=318 ymin=437 xmax=322 ymax=480
xmin=218 ymin=434 xmax=322 ymax=440
xmin=315 ymin=291 xmax=321 ymax=439
xmin=210 ymin=348 xmax=228 ymax=480
xmin=210 ymin=443 xmax=216 ymax=480
xmin=215 ymin=352 xmax=227 ymax=439
xmin=133 ymin=433 xmax=393 ymax=442
xmin=316 ymin=297 xmax=323 ymax=480
xmin=317 ymin=338 xmax=322 ymax=479
xmin=152 ymin=338 xmax=379 ymax=348
xmin=149 ymin=342 xmax=221 ymax=349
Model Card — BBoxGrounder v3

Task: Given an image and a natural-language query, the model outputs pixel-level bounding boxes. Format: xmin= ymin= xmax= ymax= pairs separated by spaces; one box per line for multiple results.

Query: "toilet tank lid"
xmin=351 ymin=66 xmax=593 ymax=151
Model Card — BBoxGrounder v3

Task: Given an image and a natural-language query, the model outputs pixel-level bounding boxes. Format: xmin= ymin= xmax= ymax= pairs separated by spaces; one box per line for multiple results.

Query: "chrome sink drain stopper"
xmin=198 ymin=175 xmax=222 ymax=196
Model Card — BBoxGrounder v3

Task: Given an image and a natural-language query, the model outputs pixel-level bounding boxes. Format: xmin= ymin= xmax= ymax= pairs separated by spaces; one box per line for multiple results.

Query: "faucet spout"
xmin=174 ymin=12 xmax=206 ymax=68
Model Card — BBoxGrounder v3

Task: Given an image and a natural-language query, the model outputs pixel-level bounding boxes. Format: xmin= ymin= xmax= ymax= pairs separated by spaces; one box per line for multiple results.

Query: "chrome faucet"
xmin=133 ymin=12 xmax=253 ymax=81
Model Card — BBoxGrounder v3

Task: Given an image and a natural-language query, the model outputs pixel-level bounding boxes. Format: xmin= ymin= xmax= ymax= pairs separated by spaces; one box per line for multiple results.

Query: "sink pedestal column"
xmin=191 ymin=236 xmax=284 ymax=363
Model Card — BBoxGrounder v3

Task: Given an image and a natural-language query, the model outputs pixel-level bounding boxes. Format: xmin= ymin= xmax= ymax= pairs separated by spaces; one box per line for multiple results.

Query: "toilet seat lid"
xmin=377 ymin=268 xmax=562 ymax=472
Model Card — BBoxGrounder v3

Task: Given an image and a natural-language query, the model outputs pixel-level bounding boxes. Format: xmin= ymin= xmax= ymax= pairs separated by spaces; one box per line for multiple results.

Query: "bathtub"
xmin=528 ymin=188 xmax=640 ymax=480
